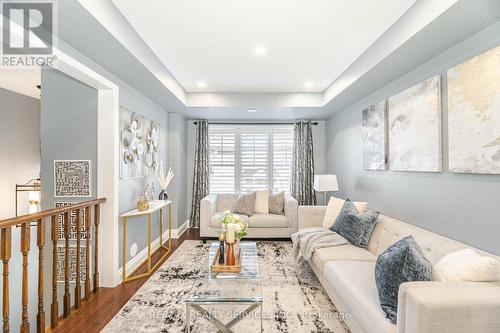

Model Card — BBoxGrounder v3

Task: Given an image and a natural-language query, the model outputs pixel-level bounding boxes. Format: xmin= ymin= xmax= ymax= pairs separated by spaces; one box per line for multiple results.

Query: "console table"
xmin=121 ymin=200 xmax=172 ymax=283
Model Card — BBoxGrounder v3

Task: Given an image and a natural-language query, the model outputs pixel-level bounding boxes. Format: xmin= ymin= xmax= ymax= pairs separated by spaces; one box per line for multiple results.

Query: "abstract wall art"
xmin=54 ymin=160 xmax=92 ymax=197
xmin=55 ymin=202 xmax=90 ymax=240
xmin=362 ymin=100 xmax=388 ymax=170
xmin=447 ymin=45 xmax=500 ymax=174
xmin=56 ymin=244 xmax=87 ymax=283
xmin=120 ymin=107 xmax=160 ymax=178
xmin=388 ymin=75 xmax=442 ymax=172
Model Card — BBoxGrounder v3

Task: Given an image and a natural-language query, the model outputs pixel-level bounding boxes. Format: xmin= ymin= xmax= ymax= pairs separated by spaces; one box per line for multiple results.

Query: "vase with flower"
xmin=219 ymin=210 xmax=248 ymax=257
xmin=157 ymin=162 xmax=174 ymax=200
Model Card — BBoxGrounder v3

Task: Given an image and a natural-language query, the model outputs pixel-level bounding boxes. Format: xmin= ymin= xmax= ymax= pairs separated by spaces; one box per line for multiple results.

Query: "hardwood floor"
xmin=48 ymin=228 xmax=201 ymax=333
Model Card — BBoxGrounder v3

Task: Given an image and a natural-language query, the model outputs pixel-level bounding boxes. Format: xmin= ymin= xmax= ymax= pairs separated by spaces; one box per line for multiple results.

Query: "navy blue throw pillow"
xmin=375 ymin=236 xmax=432 ymax=324
xmin=330 ymin=199 xmax=379 ymax=248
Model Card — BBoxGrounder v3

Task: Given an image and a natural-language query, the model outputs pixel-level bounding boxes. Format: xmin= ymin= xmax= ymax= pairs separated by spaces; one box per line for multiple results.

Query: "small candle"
xmin=226 ymin=223 xmax=235 ymax=243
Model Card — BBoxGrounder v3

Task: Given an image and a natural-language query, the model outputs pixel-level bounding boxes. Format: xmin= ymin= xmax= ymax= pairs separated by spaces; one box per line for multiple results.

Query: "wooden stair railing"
xmin=0 ymin=198 xmax=106 ymax=333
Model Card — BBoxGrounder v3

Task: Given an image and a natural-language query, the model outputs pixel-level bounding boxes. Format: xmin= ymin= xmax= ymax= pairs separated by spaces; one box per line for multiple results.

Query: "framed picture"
xmin=448 ymin=45 xmax=500 ymax=174
xmin=55 ymin=202 xmax=91 ymax=240
xmin=388 ymin=75 xmax=442 ymax=172
xmin=362 ymin=100 xmax=388 ymax=170
xmin=54 ymin=160 xmax=92 ymax=197
xmin=120 ymin=107 xmax=160 ymax=179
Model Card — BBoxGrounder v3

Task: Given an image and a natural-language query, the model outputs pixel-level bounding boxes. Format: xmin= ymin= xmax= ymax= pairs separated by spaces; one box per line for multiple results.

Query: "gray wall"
xmin=0 ymin=88 xmax=40 ymax=332
xmin=118 ymin=86 xmax=169 ymax=265
xmin=325 ymin=22 xmax=500 ymax=255
xmin=40 ymin=68 xmax=98 ymax=321
xmin=52 ymin=34 xmax=171 ymax=268
xmin=40 ymin=69 xmax=98 ymax=210
xmin=168 ymin=113 xmax=188 ymax=228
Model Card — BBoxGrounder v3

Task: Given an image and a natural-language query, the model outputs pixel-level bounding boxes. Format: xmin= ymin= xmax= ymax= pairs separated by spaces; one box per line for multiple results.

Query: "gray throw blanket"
xmin=291 ymin=227 xmax=347 ymax=267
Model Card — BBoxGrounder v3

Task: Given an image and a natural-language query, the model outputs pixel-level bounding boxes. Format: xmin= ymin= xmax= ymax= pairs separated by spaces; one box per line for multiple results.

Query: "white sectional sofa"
xmin=200 ymin=193 xmax=298 ymax=238
xmin=298 ymin=205 xmax=500 ymax=333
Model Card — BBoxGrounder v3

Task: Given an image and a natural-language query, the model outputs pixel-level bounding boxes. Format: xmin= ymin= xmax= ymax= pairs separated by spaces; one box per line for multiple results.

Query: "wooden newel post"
xmin=36 ymin=219 xmax=45 ymax=333
xmin=93 ymin=204 xmax=100 ymax=292
xmin=84 ymin=206 xmax=91 ymax=300
xmin=74 ymin=209 xmax=82 ymax=309
xmin=63 ymin=212 xmax=71 ymax=318
xmin=50 ymin=215 xmax=59 ymax=328
xmin=1 ymin=227 xmax=12 ymax=333
xmin=20 ymin=223 xmax=30 ymax=333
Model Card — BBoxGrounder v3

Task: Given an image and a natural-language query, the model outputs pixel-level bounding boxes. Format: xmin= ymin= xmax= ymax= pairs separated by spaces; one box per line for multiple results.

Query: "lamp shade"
xmin=313 ymin=175 xmax=339 ymax=192
xmin=28 ymin=191 xmax=41 ymax=203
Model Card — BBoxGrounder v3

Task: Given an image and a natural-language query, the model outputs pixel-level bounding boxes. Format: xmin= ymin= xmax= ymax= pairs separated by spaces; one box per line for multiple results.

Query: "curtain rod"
xmin=192 ymin=121 xmax=319 ymax=126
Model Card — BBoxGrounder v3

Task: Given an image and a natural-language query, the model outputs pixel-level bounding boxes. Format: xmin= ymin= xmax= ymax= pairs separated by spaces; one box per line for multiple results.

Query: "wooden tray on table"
xmin=211 ymin=248 xmax=242 ymax=274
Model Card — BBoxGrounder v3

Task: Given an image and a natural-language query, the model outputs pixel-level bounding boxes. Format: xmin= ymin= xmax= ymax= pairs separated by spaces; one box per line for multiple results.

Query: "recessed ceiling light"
xmin=305 ymin=81 xmax=314 ymax=88
xmin=197 ymin=81 xmax=207 ymax=88
xmin=254 ymin=45 xmax=267 ymax=56
xmin=248 ymin=109 xmax=257 ymax=113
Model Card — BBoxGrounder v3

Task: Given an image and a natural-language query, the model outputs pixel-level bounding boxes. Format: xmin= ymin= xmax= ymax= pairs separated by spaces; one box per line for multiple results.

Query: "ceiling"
xmin=60 ymin=0 xmax=500 ymax=119
xmin=112 ymin=0 xmax=416 ymax=93
xmin=0 ymin=69 xmax=41 ymax=99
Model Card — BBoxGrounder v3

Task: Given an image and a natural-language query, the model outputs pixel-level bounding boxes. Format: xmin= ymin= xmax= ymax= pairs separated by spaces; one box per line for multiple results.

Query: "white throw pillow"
xmin=254 ymin=190 xmax=270 ymax=214
xmin=433 ymin=249 xmax=500 ymax=282
xmin=321 ymin=197 xmax=368 ymax=228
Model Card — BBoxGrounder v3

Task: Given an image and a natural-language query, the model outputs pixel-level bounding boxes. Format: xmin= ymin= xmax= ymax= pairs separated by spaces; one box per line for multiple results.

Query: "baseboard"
xmin=172 ymin=220 xmax=189 ymax=238
xmin=117 ymin=221 xmax=189 ymax=283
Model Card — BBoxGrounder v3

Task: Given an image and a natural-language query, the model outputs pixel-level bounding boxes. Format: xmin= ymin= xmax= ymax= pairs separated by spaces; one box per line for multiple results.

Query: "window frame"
xmin=208 ymin=124 xmax=293 ymax=194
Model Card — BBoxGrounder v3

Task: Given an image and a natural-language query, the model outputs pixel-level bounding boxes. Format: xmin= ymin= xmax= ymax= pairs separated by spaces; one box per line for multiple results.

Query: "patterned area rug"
xmin=103 ymin=241 xmax=349 ymax=332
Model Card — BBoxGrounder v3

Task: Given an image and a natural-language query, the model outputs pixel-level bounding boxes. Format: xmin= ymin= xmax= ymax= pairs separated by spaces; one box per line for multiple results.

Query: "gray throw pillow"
xmin=375 ymin=236 xmax=432 ymax=324
xmin=232 ymin=192 xmax=256 ymax=216
xmin=330 ymin=199 xmax=379 ymax=248
xmin=268 ymin=192 xmax=285 ymax=215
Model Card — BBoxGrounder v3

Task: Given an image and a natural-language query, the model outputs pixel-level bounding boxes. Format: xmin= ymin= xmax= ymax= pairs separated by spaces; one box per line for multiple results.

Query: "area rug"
xmin=103 ymin=241 xmax=350 ymax=332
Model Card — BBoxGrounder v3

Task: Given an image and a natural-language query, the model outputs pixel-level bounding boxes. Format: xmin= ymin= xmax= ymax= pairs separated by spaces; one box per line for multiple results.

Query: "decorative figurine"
xmin=218 ymin=234 xmax=225 ymax=265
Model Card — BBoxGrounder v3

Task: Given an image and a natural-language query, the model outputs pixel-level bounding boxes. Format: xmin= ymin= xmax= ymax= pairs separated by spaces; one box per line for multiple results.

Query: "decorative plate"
xmin=136 ymin=141 xmax=145 ymax=156
xmin=124 ymin=150 xmax=135 ymax=164
xmin=131 ymin=113 xmax=143 ymax=131
xmin=130 ymin=138 xmax=139 ymax=151
xmin=122 ymin=126 xmax=133 ymax=146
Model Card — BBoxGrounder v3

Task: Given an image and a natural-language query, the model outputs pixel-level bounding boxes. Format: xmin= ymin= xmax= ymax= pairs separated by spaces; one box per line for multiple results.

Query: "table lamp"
xmin=313 ymin=175 xmax=339 ymax=205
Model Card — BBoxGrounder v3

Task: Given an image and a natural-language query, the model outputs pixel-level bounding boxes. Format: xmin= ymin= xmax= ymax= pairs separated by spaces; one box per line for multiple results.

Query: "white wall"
xmin=0 ymin=88 xmax=41 ymax=218
xmin=0 ymin=87 xmax=40 ymax=332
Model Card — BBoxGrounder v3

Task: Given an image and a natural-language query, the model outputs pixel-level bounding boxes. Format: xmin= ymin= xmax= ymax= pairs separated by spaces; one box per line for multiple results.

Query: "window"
xmin=208 ymin=130 xmax=235 ymax=193
xmin=209 ymin=125 xmax=294 ymax=193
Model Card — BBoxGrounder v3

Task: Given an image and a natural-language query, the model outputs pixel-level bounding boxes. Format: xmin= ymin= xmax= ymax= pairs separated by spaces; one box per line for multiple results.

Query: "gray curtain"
xmin=291 ymin=121 xmax=317 ymax=205
xmin=190 ymin=120 xmax=209 ymax=228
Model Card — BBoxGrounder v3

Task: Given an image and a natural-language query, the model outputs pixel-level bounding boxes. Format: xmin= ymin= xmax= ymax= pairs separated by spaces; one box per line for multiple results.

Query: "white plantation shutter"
xmin=240 ymin=133 xmax=269 ymax=192
xmin=209 ymin=131 xmax=235 ymax=193
xmin=272 ymin=132 xmax=293 ymax=193
xmin=208 ymin=125 xmax=293 ymax=194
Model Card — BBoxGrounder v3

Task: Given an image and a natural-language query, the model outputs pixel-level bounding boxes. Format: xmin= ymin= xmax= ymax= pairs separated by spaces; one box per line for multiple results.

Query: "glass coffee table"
xmin=186 ymin=242 xmax=263 ymax=332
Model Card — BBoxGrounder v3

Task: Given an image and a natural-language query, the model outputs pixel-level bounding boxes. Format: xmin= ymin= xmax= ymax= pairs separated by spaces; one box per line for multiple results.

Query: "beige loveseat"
xmin=298 ymin=205 xmax=500 ymax=333
xmin=200 ymin=193 xmax=298 ymax=238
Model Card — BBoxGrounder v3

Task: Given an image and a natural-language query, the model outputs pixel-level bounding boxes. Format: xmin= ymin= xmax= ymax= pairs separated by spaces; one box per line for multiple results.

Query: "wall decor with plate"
xmin=54 ymin=160 xmax=92 ymax=197
xmin=447 ymin=45 xmax=500 ymax=174
xmin=362 ymin=100 xmax=388 ymax=170
xmin=121 ymin=107 xmax=160 ymax=178
xmin=56 ymin=244 xmax=88 ymax=283
xmin=388 ymin=75 xmax=442 ymax=172
xmin=55 ymin=202 xmax=90 ymax=240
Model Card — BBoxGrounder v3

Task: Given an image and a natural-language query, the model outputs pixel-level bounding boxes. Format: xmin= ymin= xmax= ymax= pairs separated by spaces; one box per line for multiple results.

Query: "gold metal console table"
xmin=121 ymin=200 xmax=172 ymax=283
